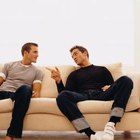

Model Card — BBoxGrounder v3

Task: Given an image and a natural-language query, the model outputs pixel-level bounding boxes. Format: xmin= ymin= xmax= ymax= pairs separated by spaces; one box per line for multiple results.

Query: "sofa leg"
xmin=123 ymin=131 xmax=132 ymax=138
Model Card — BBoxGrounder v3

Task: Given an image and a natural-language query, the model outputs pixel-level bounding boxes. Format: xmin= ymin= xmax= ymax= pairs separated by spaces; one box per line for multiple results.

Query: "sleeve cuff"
xmin=33 ymin=80 xmax=42 ymax=84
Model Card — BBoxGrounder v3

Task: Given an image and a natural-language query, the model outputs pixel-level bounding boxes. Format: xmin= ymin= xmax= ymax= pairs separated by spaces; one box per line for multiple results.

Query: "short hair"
xmin=70 ymin=45 xmax=89 ymax=58
xmin=21 ymin=42 xmax=38 ymax=56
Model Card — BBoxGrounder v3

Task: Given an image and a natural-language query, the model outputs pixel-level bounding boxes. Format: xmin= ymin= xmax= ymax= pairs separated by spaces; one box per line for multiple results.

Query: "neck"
xmin=21 ymin=59 xmax=31 ymax=65
xmin=80 ymin=61 xmax=91 ymax=67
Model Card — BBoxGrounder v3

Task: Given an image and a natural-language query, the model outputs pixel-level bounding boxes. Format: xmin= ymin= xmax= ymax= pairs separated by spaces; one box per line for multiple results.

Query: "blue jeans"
xmin=0 ymin=85 xmax=32 ymax=138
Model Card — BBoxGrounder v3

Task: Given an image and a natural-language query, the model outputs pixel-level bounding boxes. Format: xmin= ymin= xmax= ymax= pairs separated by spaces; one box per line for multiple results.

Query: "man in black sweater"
xmin=50 ymin=45 xmax=133 ymax=140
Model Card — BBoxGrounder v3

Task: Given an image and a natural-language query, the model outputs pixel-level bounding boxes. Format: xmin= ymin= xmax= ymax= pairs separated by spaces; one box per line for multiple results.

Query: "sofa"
xmin=0 ymin=62 xmax=140 ymax=132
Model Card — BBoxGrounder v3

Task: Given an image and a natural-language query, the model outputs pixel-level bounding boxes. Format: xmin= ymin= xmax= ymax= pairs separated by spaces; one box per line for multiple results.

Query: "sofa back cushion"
xmin=0 ymin=64 xmax=4 ymax=72
xmin=40 ymin=62 xmax=122 ymax=98
xmin=103 ymin=62 xmax=122 ymax=80
xmin=0 ymin=62 xmax=122 ymax=98
xmin=39 ymin=65 xmax=76 ymax=98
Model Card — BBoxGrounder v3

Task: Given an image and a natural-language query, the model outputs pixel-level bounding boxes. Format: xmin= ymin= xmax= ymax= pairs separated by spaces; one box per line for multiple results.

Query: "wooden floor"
xmin=0 ymin=131 xmax=140 ymax=140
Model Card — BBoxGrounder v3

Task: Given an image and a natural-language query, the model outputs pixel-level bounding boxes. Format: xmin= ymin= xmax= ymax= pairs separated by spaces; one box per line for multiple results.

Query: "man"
xmin=50 ymin=45 xmax=133 ymax=140
xmin=0 ymin=42 xmax=44 ymax=140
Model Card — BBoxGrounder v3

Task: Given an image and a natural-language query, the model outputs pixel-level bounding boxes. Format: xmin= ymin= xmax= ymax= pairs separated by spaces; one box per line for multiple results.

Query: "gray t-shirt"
xmin=0 ymin=61 xmax=43 ymax=92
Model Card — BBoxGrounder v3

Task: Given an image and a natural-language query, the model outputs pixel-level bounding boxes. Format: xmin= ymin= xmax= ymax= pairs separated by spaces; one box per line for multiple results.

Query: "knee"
xmin=17 ymin=85 xmax=32 ymax=98
xmin=56 ymin=90 xmax=71 ymax=103
xmin=57 ymin=90 xmax=68 ymax=101
xmin=119 ymin=76 xmax=133 ymax=88
xmin=19 ymin=85 xmax=32 ymax=90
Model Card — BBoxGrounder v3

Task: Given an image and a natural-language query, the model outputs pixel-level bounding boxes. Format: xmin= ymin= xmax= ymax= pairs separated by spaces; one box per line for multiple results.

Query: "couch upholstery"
xmin=0 ymin=63 xmax=140 ymax=132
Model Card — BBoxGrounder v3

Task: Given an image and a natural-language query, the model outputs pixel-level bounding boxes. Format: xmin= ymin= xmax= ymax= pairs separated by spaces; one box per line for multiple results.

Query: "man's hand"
xmin=32 ymin=82 xmax=42 ymax=98
xmin=32 ymin=91 xmax=39 ymax=98
xmin=46 ymin=67 xmax=62 ymax=84
xmin=51 ymin=67 xmax=62 ymax=84
xmin=101 ymin=85 xmax=110 ymax=91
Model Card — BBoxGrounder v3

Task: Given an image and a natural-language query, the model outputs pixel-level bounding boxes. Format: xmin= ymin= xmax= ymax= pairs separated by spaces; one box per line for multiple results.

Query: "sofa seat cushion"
xmin=0 ymin=99 xmax=13 ymax=113
xmin=27 ymin=95 xmax=139 ymax=115
xmin=27 ymin=98 xmax=62 ymax=115
xmin=1 ymin=94 xmax=139 ymax=115
xmin=78 ymin=94 xmax=140 ymax=114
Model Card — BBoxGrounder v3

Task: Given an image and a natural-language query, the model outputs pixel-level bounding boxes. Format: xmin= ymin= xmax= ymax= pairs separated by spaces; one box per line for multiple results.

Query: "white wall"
xmin=0 ymin=0 xmax=134 ymax=66
xmin=134 ymin=0 xmax=140 ymax=67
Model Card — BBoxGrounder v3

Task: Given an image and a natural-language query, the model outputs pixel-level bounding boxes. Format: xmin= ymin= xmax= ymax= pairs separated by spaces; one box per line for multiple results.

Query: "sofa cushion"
xmin=27 ymin=94 xmax=140 ymax=115
xmin=0 ymin=99 xmax=13 ymax=113
xmin=1 ymin=94 xmax=139 ymax=115
xmin=103 ymin=62 xmax=122 ymax=80
xmin=0 ymin=64 xmax=4 ymax=71
xmin=39 ymin=65 xmax=76 ymax=98
xmin=78 ymin=94 xmax=140 ymax=114
xmin=27 ymin=98 xmax=62 ymax=115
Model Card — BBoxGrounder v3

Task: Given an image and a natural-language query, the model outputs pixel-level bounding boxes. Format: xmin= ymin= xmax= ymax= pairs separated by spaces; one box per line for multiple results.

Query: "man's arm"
xmin=56 ymin=80 xmax=65 ymax=93
xmin=101 ymin=67 xmax=114 ymax=91
xmin=0 ymin=72 xmax=6 ymax=86
xmin=32 ymin=68 xmax=44 ymax=97
xmin=0 ymin=63 xmax=9 ymax=86
xmin=32 ymin=82 xmax=42 ymax=98
xmin=47 ymin=67 xmax=65 ymax=93
xmin=0 ymin=77 xmax=4 ymax=86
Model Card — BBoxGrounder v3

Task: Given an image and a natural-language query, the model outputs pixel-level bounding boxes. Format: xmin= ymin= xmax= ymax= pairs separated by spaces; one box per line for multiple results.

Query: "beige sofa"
xmin=0 ymin=63 xmax=140 ymax=132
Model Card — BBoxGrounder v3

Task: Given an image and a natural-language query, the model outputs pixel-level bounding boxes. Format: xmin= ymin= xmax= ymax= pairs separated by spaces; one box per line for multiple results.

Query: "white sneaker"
xmin=102 ymin=122 xmax=115 ymax=140
xmin=90 ymin=132 xmax=102 ymax=140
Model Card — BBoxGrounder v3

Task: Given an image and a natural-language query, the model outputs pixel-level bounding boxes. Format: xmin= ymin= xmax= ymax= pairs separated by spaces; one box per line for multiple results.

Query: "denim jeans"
xmin=0 ymin=85 xmax=32 ymax=138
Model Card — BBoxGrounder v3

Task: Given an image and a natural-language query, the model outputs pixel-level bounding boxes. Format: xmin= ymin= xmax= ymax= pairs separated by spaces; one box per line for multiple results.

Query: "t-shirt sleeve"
xmin=33 ymin=69 xmax=44 ymax=84
xmin=0 ymin=62 xmax=12 ymax=80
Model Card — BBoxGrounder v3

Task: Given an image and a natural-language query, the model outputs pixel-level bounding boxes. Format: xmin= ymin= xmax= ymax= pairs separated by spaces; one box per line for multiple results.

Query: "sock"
xmin=109 ymin=116 xmax=121 ymax=125
xmin=79 ymin=127 xmax=95 ymax=138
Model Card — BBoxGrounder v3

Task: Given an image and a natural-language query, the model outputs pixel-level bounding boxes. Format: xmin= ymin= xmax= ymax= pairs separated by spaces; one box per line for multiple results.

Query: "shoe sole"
xmin=90 ymin=135 xmax=100 ymax=140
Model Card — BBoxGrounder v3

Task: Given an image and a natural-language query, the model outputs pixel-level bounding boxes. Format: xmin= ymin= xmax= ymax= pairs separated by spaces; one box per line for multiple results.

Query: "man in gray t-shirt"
xmin=0 ymin=42 xmax=44 ymax=140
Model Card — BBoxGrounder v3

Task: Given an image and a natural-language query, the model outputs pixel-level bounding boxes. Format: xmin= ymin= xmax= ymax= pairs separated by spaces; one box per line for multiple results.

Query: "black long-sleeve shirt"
xmin=56 ymin=64 xmax=114 ymax=93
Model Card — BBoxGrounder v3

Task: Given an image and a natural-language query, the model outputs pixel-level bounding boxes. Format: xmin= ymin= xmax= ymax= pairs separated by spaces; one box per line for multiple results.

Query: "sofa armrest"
xmin=123 ymin=71 xmax=140 ymax=102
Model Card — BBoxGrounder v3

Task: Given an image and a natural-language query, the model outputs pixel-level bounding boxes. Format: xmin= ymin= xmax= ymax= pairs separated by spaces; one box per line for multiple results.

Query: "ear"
xmin=23 ymin=50 xmax=28 ymax=56
xmin=83 ymin=51 xmax=88 ymax=57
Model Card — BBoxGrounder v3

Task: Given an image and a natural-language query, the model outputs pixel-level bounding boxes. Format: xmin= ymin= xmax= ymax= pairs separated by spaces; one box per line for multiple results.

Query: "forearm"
xmin=32 ymin=83 xmax=42 ymax=97
xmin=0 ymin=77 xmax=4 ymax=86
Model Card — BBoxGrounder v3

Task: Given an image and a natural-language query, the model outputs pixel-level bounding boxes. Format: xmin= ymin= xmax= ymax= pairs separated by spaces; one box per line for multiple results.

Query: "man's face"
xmin=26 ymin=45 xmax=39 ymax=63
xmin=71 ymin=49 xmax=86 ymax=66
